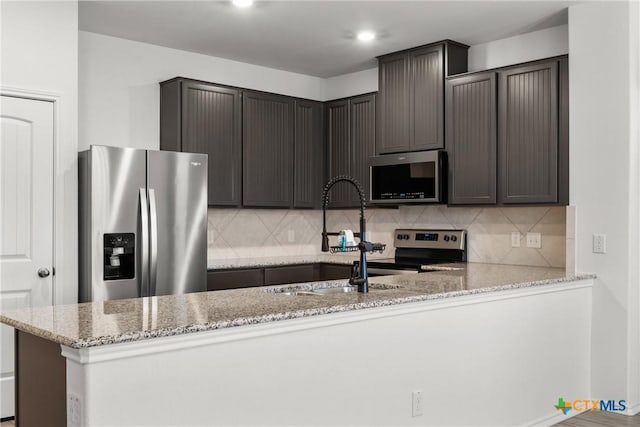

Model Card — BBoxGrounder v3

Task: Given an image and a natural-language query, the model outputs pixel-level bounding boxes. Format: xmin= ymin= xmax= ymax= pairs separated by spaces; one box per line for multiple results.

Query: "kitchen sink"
xmin=270 ymin=283 xmax=398 ymax=296
xmin=310 ymin=286 xmax=357 ymax=295
xmin=275 ymin=286 xmax=356 ymax=296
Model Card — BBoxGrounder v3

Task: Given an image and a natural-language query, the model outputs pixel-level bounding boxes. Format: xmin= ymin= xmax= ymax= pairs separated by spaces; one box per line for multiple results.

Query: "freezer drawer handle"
xmin=139 ymin=188 xmax=150 ymax=297
xmin=148 ymin=188 xmax=159 ymax=295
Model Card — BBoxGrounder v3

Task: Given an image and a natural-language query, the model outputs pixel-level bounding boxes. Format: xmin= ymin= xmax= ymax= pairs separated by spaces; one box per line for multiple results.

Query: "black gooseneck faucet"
xmin=321 ymin=176 xmax=383 ymax=293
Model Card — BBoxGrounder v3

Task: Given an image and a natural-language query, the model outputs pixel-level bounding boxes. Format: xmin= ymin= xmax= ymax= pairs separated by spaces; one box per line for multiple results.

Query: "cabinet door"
xmin=243 ymin=91 xmax=294 ymax=207
xmin=377 ymin=52 xmax=410 ymax=154
xmin=499 ymin=61 xmax=558 ymax=204
xmin=264 ymin=264 xmax=317 ymax=286
xmin=207 ymin=268 xmax=264 ymax=291
xmin=318 ymin=263 xmax=353 ymax=281
xmin=294 ymin=100 xmax=325 ymax=208
xmin=181 ymin=82 xmax=242 ymax=206
xmin=350 ymin=94 xmax=376 ymax=204
xmin=326 ymin=99 xmax=353 ymax=207
xmin=410 ymin=45 xmax=444 ymax=150
xmin=446 ymin=72 xmax=497 ymax=204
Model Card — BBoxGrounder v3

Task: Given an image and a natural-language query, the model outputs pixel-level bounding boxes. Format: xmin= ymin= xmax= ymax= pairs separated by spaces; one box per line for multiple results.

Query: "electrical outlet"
xmin=207 ymin=229 xmax=215 ymax=245
xmin=526 ymin=232 xmax=541 ymax=248
xmin=511 ymin=232 xmax=521 ymax=248
xmin=287 ymin=230 xmax=295 ymax=243
xmin=68 ymin=393 xmax=81 ymax=427
xmin=593 ymin=234 xmax=606 ymax=253
xmin=412 ymin=390 xmax=423 ymax=417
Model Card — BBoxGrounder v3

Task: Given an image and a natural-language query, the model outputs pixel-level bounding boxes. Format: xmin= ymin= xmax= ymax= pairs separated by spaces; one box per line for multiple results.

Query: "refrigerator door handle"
xmin=139 ymin=188 xmax=150 ymax=297
xmin=148 ymin=188 xmax=159 ymax=296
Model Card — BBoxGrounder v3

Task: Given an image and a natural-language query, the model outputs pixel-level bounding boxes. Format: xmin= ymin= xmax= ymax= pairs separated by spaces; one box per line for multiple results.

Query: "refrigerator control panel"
xmin=103 ymin=233 xmax=135 ymax=281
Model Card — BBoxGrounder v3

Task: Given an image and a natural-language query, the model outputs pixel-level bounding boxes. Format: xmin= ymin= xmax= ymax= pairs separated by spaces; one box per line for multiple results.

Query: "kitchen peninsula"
xmin=2 ymin=264 xmax=593 ymax=426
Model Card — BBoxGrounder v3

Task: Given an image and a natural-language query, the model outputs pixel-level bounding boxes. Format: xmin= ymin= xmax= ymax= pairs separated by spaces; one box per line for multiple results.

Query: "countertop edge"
xmin=1 ymin=273 xmax=595 ymax=350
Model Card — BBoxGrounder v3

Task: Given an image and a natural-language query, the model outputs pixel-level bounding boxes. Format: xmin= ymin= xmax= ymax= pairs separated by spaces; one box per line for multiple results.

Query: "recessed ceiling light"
xmin=232 ymin=0 xmax=253 ymax=8
xmin=357 ymin=31 xmax=376 ymax=42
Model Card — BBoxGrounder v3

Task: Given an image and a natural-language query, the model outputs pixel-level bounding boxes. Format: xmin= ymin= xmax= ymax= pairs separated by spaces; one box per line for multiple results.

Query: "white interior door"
xmin=0 ymin=95 xmax=54 ymax=418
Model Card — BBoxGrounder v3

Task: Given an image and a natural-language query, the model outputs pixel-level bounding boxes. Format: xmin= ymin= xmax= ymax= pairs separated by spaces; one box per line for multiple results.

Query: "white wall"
xmin=79 ymin=24 xmax=570 ymax=143
xmin=324 ymin=67 xmax=378 ymax=100
xmin=569 ymin=0 xmax=640 ymax=412
xmin=0 ymin=1 xmax=78 ymax=305
xmin=0 ymin=0 xmax=79 ymax=418
xmin=467 ymin=24 xmax=568 ymax=72
xmin=78 ymin=31 xmax=325 ymax=150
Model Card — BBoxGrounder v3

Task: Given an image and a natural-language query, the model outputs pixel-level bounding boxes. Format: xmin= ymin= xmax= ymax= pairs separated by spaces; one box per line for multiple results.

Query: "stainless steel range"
xmin=362 ymin=229 xmax=467 ymax=276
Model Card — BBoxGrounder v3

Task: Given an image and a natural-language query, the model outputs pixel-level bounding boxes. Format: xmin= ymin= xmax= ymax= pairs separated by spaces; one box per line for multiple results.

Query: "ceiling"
xmin=79 ymin=1 xmax=577 ymax=78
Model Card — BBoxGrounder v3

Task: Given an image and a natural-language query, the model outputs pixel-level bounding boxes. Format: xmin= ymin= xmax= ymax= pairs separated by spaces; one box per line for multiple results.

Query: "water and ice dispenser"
xmin=103 ymin=233 xmax=135 ymax=280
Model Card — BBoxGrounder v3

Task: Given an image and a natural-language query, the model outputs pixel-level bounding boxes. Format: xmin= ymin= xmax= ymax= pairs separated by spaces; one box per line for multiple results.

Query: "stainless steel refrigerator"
xmin=78 ymin=145 xmax=208 ymax=303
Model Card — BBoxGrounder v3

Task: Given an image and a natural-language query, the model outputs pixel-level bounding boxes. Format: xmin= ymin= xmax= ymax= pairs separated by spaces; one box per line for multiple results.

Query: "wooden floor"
xmin=0 ymin=420 xmax=14 ymax=427
xmin=554 ymin=410 xmax=640 ymax=426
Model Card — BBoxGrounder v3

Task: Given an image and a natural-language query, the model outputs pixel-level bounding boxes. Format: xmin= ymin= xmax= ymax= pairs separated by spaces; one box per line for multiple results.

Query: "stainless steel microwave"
xmin=369 ymin=150 xmax=447 ymax=204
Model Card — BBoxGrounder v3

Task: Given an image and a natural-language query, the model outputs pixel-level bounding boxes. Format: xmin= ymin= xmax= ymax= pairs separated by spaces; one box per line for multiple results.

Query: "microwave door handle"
xmin=148 ymin=188 xmax=159 ymax=296
xmin=139 ymin=188 xmax=150 ymax=297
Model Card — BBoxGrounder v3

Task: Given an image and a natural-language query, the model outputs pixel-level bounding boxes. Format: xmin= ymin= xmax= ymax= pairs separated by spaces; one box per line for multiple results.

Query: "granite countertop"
xmin=0 ymin=263 xmax=595 ymax=349
xmin=207 ymin=254 xmax=364 ymax=269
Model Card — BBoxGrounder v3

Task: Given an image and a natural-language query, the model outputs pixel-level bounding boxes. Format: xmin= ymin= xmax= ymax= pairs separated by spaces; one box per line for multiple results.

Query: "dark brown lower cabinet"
xmin=318 ymin=263 xmax=353 ymax=281
xmin=207 ymin=268 xmax=264 ymax=291
xmin=207 ymin=263 xmax=353 ymax=291
xmin=264 ymin=264 xmax=317 ymax=286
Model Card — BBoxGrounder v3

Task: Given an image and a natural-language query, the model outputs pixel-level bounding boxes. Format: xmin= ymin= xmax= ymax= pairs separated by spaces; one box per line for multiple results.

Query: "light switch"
xmin=511 ymin=232 xmax=521 ymax=248
xmin=593 ymin=234 xmax=606 ymax=253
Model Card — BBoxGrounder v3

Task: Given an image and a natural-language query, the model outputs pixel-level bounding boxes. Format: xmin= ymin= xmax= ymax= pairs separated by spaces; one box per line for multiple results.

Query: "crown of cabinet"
xmin=376 ymin=40 xmax=469 ymax=155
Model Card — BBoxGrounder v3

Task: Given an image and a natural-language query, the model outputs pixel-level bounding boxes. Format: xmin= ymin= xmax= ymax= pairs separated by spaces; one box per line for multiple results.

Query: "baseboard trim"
xmin=626 ymin=402 xmax=640 ymax=416
xmin=0 ymin=416 xmax=15 ymax=422
xmin=526 ymin=410 xmax=579 ymax=426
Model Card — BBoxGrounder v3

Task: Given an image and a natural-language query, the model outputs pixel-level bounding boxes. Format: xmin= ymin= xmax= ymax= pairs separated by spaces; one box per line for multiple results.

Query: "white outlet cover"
xmin=526 ymin=232 xmax=541 ymax=248
xmin=287 ymin=230 xmax=295 ymax=242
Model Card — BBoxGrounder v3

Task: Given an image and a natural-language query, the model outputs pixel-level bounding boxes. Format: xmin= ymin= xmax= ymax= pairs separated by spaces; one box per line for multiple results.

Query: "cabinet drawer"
xmin=264 ymin=264 xmax=317 ymax=286
xmin=207 ymin=268 xmax=264 ymax=291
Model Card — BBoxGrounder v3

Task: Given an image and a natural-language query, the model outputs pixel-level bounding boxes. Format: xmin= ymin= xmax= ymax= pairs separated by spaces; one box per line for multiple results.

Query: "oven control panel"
xmin=394 ymin=229 xmax=466 ymax=250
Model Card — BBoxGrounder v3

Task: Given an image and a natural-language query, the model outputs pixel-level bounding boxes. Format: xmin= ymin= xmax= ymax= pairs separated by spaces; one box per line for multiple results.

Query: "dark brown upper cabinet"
xmin=326 ymin=94 xmax=376 ymax=208
xmin=499 ymin=59 xmax=559 ymax=204
xmin=446 ymin=72 xmax=497 ymax=205
xmin=294 ymin=100 xmax=325 ymax=208
xmin=242 ymin=91 xmax=294 ymax=208
xmin=160 ymin=79 xmax=242 ymax=207
xmin=445 ymin=56 xmax=568 ymax=206
xmin=377 ymin=40 xmax=469 ymax=155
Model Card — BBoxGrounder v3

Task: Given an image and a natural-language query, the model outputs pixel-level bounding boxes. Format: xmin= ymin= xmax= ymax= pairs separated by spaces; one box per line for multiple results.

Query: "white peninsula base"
xmin=61 ymin=279 xmax=592 ymax=426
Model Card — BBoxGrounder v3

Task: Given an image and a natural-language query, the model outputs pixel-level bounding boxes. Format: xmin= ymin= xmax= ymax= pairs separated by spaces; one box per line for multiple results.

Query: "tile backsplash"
xmin=208 ymin=205 xmax=566 ymax=268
